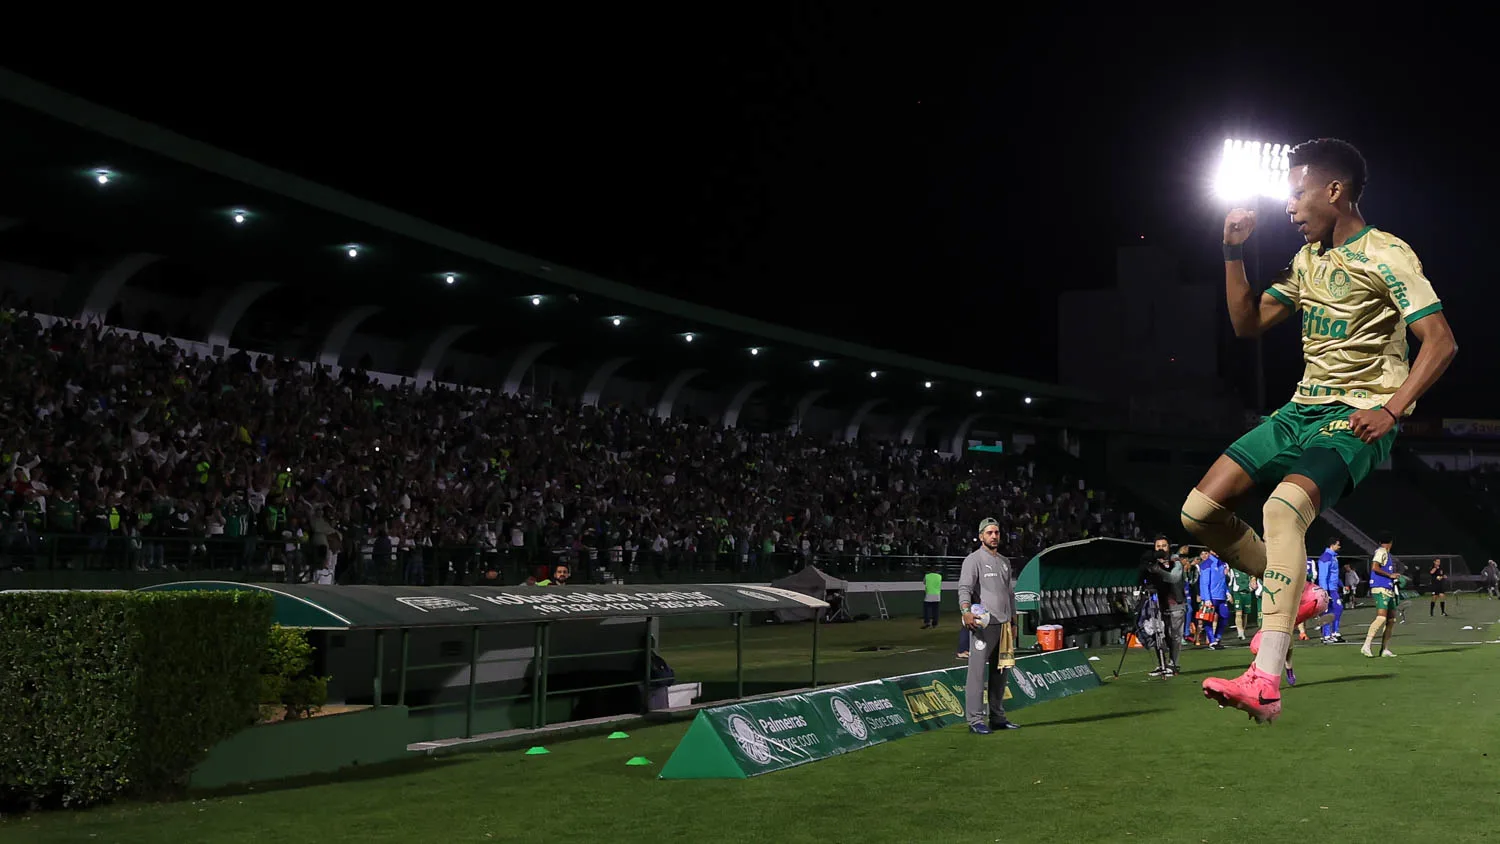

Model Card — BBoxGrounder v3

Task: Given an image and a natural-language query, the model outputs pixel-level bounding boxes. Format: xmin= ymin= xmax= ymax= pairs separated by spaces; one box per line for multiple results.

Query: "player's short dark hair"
xmin=1377 ymin=531 xmax=1394 ymax=545
xmin=1154 ymin=533 xmax=1168 ymax=541
xmin=1328 ymin=536 xmax=1341 ymax=547
xmin=1289 ymin=138 xmax=1368 ymax=204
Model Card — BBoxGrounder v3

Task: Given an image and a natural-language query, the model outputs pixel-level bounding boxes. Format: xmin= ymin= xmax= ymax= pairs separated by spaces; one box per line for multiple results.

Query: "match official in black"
xmin=958 ymin=518 xmax=1020 ymax=734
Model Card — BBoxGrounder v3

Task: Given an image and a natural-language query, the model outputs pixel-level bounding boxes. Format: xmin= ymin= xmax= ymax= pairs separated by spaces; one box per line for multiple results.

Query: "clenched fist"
xmin=1224 ymin=208 xmax=1257 ymax=246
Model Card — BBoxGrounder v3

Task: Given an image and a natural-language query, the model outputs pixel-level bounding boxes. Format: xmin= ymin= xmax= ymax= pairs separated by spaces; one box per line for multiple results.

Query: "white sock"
xmin=1253 ymin=631 xmax=1292 ymax=678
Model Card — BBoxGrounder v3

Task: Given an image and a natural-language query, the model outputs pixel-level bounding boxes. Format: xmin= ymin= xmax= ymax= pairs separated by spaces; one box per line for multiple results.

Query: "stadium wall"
xmin=190 ymin=704 xmax=411 ymax=790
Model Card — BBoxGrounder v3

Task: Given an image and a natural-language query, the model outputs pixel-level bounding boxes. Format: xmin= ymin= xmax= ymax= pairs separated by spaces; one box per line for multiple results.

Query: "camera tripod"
xmin=1111 ymin=587 xmax=1157 ymax=679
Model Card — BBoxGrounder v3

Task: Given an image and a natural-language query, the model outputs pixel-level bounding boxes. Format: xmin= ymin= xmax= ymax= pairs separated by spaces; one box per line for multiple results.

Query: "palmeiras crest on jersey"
xmin=1327 ymin=269 xmax=1352 ymax=299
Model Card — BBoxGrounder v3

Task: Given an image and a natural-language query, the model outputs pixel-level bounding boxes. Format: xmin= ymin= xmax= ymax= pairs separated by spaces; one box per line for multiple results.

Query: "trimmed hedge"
xmin=0 ymin=589 xmax=273 ymax=810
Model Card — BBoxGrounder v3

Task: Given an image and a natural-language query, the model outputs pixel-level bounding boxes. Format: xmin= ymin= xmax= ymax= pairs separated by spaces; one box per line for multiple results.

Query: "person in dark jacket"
xmin=1139 ymin=534 xmax=1187 ymax=677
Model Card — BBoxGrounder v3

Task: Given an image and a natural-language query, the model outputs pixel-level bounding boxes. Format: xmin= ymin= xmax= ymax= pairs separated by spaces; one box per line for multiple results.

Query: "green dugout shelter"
xmin=136 ymin=581 xmax=825 ymax=629
xmin=1014 ymin=536 xmax=1159 ymax=612
xmin=1014 ymin=539 xmax=1164 ymax=611
xmin=138 ymin=581 xmax=828 ymax=743
xmin=1012 ymin=537 xmax=1163 ymax=645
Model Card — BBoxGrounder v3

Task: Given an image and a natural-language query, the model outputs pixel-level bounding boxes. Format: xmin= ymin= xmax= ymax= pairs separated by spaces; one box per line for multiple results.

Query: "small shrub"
xmin=259 ymin=625 xmax=330 ymax=722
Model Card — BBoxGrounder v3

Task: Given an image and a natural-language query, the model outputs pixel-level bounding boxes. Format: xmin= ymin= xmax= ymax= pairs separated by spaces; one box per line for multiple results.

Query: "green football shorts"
xmin=1222 ymin=400 xmax=1397 ymax=509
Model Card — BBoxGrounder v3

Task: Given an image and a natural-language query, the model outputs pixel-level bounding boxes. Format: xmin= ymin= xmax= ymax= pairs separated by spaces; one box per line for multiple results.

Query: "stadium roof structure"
xmin=0 ymin=67 xmax=1095 ymax=433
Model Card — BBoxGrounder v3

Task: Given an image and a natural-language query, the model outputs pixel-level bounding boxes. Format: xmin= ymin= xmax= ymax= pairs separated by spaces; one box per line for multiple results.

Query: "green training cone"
xmin=607 ymin=731 xmax=630 ymax=740
xmin=625 ymin=757 xmax=652 ymax=766
xmin=524 ymin=747 xmax=550 ymax=755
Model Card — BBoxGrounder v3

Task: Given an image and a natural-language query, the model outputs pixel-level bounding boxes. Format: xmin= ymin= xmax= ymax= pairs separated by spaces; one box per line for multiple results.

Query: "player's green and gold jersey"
xmin=1369 ymin=547 xmax=1396 ymax=589
xmin=1266 ymin=226 xmax=1442 ymax=415
xmin=1227 ymin=568 xmax=1253 ymax=595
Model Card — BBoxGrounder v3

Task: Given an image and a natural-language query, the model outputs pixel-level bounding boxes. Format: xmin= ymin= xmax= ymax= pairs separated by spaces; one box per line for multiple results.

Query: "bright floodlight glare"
xmin=445 ymin=274 xmax=456 ymax=284
xmin=869 ymin=370 xmax=878 ymax=378
xmin=611 ymin=317 xmax=621 ymax=326
xmin=684 ymin=333 xmax=694 ymax=343
xmin=531 ymin=296 xmax=541 ymax=306
xmin=1214 ymin=138 xmax=1292 ymax=202
xmin=233 ymin=211 xmax=246 ymax=224
xmin=812 ymin=360 xmax=821 ymax=368
xmin=347 ymin=247 xmax=358 ymax=258
xmin=975 ymin=390 xmax=983 ymax=398
xmin=1024 ymin=396 xmax=1033 ymax=405
xmin=924 ymin=380 xmax=932 ymax=388
xmin=750 ymin=347 xmax=759 ymax=356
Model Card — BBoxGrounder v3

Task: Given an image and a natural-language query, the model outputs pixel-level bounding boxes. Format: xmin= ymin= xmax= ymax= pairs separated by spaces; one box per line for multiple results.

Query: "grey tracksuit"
xmin=957 ymin=546 xmax=1016 ymax=726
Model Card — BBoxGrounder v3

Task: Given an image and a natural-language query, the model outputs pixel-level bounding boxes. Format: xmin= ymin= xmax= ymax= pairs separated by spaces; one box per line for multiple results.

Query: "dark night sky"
xmin=4 ymin=14 xmax=1493 ymax=414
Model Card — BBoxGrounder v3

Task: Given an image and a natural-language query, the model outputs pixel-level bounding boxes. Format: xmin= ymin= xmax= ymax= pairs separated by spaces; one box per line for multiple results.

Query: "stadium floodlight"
xmin=1214 ymin=138 xmax=1291 ymax=203
xmin=924 ymin=380 xmax=932 ymax=389
xmin=611 ymin=316 xmax=622 ymax=326
xmin=748 ymin=347 xmax=760 ymax=356
xmin=445 ymin=274 xmax=456 ymax=285
xmin=1214 ymin=138 xmax=1289 ymax=417
xmin=683 ymin=332 xmax=695 ymax=343
xmin=869 ymin=370 xmax=878 ymax=379
xmin=975 ymin=390 xmax=983 ymax=398
xmin=531 ymin=295 xmax=542 ymax=306
xmin=345 ymin=244 xmax=360 ymax=259
xmin=811 ymin=360 xmax=822 ymax=368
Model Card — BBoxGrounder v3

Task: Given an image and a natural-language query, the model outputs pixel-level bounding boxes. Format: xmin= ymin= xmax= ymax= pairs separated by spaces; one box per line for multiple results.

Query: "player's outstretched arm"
xmin=1223 ymin=262 xmax=1294 ymax=338
xmin=1222 ymin=208 xmax=1294 ymax=338
xmin=1349 ymin=311 xmax=1458 ymax=443
xmin=1383 ymin=312 xmax=1457 ymax=418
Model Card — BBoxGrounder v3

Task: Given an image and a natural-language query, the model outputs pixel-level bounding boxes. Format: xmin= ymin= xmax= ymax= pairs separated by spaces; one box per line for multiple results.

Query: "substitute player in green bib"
xmin=1178 ymin=138 xmax=1459 ymax=724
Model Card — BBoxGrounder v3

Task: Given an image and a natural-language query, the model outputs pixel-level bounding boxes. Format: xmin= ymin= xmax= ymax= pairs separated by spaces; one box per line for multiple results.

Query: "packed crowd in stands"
xmin=0 ymin=312 xmax=1147 ymax=583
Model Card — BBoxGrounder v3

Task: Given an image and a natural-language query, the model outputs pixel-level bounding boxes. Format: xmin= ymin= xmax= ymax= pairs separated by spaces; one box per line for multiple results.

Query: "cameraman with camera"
xmin=1139 ymin=534 xmax=1187 ymax=677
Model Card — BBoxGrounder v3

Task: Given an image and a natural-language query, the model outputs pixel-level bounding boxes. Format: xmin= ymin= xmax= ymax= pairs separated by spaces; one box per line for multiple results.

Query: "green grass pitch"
xmin=7 ymin=596 xmax=1498 ymax=843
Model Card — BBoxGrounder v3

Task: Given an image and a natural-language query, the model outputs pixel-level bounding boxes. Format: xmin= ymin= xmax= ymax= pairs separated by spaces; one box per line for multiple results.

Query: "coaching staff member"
xmin=959 ymin=518 xmax=1020 ymax=734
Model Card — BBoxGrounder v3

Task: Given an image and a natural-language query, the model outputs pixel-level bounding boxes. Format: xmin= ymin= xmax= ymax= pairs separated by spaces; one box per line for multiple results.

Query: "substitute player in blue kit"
xmin=1317 ymin=539 xmax=1344 ymax=642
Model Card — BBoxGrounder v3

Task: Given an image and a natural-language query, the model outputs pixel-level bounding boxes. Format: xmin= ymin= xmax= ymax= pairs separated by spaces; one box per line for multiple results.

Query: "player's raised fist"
xmin=1223 ymin=208 xmax=1257 ymax=245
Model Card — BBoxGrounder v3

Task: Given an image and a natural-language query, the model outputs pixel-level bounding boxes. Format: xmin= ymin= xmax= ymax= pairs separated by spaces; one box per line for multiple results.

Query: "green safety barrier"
xmin=659 ymin=647 xmax=1101 ymax=779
